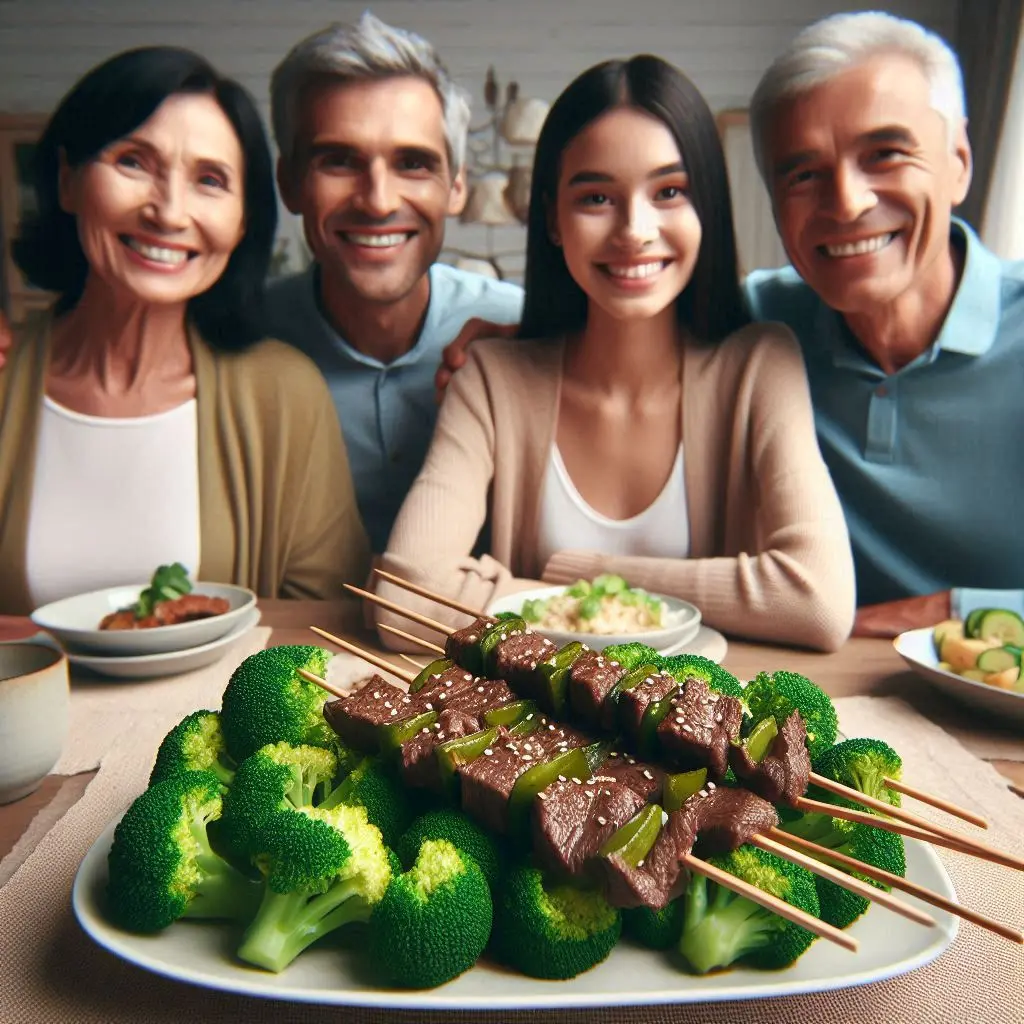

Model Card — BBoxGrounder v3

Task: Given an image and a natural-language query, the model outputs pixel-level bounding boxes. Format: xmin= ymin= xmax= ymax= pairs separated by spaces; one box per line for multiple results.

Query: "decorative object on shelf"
xmin=443 ymin=68 xmax=548 ymax=281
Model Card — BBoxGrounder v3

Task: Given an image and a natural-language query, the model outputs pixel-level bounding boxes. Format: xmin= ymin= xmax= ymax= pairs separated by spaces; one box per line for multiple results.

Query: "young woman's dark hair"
xmin=519 ymin=54 xmax=748 ymax=343
xmin=12 ymin=46 xmax=276 ymax=350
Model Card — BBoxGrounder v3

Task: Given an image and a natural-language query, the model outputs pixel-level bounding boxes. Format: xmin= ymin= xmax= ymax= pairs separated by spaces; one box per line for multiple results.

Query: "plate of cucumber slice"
xmin=894 ymin=609 xmax=1024 ymax=727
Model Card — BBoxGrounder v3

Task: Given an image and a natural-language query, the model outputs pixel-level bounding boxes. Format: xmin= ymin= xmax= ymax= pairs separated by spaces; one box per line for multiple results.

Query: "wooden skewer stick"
xmin=308 ymin=626 xmax=416 ymax=685
xmin=770 ymin=828 xmax=1023 ymax=944
xmin=379 ymin=623 xmax=447 ymax=655
xmin=291 ymin=667 xmax=348 ymax=699
xmin=398 ymin=653 xmax=430 ymax=670
xmin=808 ymin=773 xmax=1008 ymax=863
xmin=883 ymin=776 xmax=988 ymax=829
xmin=374 ymin=568 xmax=491 ymax=622
xmin=750 ymin=834 xmax=935 ymax=927
xmin=796 ymin=797 xmax=1024 ymax=872
xmin=682 ymin=854 xmax=858 ymax=953
xmin=343 ymin=583 xmax=454 ymax=635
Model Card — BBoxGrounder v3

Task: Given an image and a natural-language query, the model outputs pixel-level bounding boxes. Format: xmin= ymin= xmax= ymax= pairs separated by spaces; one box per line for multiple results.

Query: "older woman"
xmin=0 ymin=47 xmax=369 ymax=612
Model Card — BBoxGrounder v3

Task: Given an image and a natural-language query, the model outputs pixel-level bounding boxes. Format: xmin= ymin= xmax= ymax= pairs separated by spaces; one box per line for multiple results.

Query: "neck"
xmin=843 ymin=239 xmax=963 ymax=374
xmin=50 ymin=275 xmax=191 ymax=394
xmin=565 ymin=303 xmax=682 ymax=398
xmin=318 ymin=265 xmax=431 ymax=364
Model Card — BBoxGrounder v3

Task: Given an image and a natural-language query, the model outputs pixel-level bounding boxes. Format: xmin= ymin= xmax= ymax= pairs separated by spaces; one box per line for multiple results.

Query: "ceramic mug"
xmin=0 ymin=637 xmax=70 ymax=804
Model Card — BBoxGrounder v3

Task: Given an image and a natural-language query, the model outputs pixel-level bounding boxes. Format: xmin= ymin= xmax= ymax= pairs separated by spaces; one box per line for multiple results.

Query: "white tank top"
xmin=25 ymin=396 xmax=202 ymax=608
xmin=536 ymin=444 xmax=690 ymax=569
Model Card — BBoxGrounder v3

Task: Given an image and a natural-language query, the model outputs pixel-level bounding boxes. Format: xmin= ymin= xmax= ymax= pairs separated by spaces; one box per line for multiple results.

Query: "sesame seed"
xmin=637 ymin=859 xmax=645 ymax=868
xmin=558 ymin=775 xmax=567 ymax=783
xmin=383 ymin=701 xmax=392 ymax=709
xmin=585 ymin=790 xmax=594 ymax=798
xmin=425 ymin=703 xmax=434 ymax=711
xmin=438 ymin=692 xmax=447 ymax=700
xmin=642 ymin=769 xmax=653 ymax=780
xmin=389 ymin=709 xmax=397 ymax=716
xmin=610 ymin=661 xmax=620 ymax=667
xmin=484 ymin=748 xmax=493 ymax=756
xmin=402 ymin=695 xmax=411 ymax=703
xmin=572 ymin=777 xmax=582 ymax=785
xmin=537 ymin=792 xmax=548 ymax=801
xmin=372 ymin=691 xmax=381 ymax=699
xmin=596 ymin=816 xmax=608 ymax=826
xmin=698 ymin=789 xmax=708 ymax=798
xmin=609 ymin=751 xmax=619 ymax=758
xmin=682 ymin=723 xmax=693 ymax=733
xmin=421 ymin=727 xmax=430 ymax=734
xmin=464 ymin=674 xmax=473 ymax=681
xmin=523 ymin=743 xmax=534 ymax=752
xmin=707 ymin=782 xmax=717 ymax=790
xmin=477 ymin=686 xmax=485 ymax=693
xmin=522 ymin=754 xmax=533 ymax=761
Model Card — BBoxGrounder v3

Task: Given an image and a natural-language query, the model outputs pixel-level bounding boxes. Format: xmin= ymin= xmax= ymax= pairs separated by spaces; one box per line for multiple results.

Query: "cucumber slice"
xmin=964 ymin=608 xmax=990 ymax=638
xmin=976 ymin=646 xmax=1021 ymax=673
xmin=976 ymin=609 xmax=1024 ymax=646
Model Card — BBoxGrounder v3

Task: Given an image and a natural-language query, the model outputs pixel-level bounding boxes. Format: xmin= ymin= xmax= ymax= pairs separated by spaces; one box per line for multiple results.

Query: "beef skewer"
xmin=357 ymin=587 xmax=1022 ymax=871
xmin=306 ymin=635 xmax=933 ymax=933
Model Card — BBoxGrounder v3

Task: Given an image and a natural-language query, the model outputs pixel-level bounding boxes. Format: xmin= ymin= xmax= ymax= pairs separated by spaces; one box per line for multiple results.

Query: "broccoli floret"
xmin=810 ymin=737 xmax=903 ymax=809
xmin=491 ymin=864 xmax=621 ymax=979
xmin=149 ymin=710 xmax=236 ymax=788
xmin=601 ymin=642 xmax=659 ymax=670
xmin=743 ymin=670 xmax=837 ymax=760
xmin=106 ymin=771 xmax=259 ymax=933
xmin=621 ymin=900 xmax=684 ymax=950
xmin=782 ymin=805 xmax=906 ymax=928
xmin=655 ymin=653 xmax=745 ymax=701
xmin=220 ymin=742 xmax=338 ymax=859
xmin=396 ymin=809 xmax=501 ymax=888
xmin=236 ymin=803 xmax=392 ymax=972
xmin=319 ymin=756 xmax=412 ymax=848
xmin=678 ymin=845 xmax=820 ymax=973
xmin=369 ymin=839 xmax=493 ymax=988
xmin=220 ymin=646 xmax=334 ymax=762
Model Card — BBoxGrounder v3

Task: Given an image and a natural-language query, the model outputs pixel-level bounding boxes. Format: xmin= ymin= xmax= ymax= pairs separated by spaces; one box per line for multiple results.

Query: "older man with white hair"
xmin=744 ymin=10 xmax=1024 ymax=636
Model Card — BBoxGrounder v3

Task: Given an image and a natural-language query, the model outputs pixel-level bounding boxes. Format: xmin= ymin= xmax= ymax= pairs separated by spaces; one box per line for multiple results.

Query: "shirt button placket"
xmin=865 ymin=379 xmax=897 ymax=463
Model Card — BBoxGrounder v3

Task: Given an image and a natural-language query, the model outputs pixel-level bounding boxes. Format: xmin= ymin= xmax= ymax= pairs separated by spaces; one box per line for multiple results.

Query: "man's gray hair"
xmin=271 ymin=10 xmax=472 ymax=172
xmin=750 ymin=10 xmax=966 ymax=182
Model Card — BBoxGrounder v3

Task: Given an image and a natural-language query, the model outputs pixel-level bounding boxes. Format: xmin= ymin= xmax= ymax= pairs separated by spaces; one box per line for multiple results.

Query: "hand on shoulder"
xmin=435 ymin=318 xmax=520 ymax=403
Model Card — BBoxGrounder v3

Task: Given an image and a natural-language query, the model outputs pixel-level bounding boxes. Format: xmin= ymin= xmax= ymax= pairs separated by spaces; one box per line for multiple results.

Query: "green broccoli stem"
xmin=678 ymin=876 xmax=783 ymax=974
xmin=782 ymin=811 xmax=846 ymax=850
xmin=236 ymin=879 xmax=373 ymax=972
xmin=182 ymin=815 xmax=260 ymax=921
xmin=210 ymin=761 xmax=235 ymax=788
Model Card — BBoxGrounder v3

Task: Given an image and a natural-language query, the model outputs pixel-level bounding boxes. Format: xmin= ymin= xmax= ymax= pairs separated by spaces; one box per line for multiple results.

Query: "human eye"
xmin=868 ymin=147 xmax=908 ymax=166
xmin=114 ymin=150 xmax=146 ymax=172
xmin=577 ymin=191 xmax=610 ymax=207
xmin=197 ymin=168 xmax=229 ymax=190
xmin=655 ymin=183 xmax=687 ymax=202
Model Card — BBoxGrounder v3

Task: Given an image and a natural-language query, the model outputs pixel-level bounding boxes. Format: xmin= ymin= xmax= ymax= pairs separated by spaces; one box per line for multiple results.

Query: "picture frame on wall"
xmin=0 ymin=114 xmax=54 ymax=324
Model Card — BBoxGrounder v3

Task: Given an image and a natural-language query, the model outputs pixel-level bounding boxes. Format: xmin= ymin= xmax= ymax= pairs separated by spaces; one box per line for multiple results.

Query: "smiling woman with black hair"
xmin=379 ymin=55 xmax=855 ymax=652
xmin=0 ymin=47 xmax=369 ymax=612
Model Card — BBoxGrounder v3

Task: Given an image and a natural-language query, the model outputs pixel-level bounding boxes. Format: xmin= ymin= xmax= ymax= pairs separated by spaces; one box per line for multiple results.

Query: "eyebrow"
xmin=772 ymin=125 xmax=920 ymax=178
xmin=307 ymin=141 xmax=446 ymax=167
xmin=567 ymin=161 xmax=686 ymax=186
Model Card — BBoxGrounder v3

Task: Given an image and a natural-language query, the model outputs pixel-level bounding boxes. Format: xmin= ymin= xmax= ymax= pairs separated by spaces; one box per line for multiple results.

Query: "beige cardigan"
xmin=380 ymin=323 xmax=855 ymax=652
xmin=0 ymin=311 xmax=371 ymax=613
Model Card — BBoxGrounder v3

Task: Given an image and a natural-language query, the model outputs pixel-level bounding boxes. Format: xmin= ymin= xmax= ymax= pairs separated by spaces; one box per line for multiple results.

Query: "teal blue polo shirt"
xmin=265 ymin=263 xmax=523 ymax=552
xmin=745 ymin=220 xmax=1024 ymax=607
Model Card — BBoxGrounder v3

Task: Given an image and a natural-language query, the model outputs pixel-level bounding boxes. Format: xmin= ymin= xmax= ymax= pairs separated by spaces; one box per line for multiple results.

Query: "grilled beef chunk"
xmin=689 ymin=785 xmax=779 ymax=854
xmin=615 ymin=669 xmax=678 ymax=744
xmin=441 ymin=677 xmax=517 ymax=720
xmin=730 ymin=711 xmax=811 ymax=808
xmin=492 ymin=631 xmax=559 ymax=701
xmin=323 ymin=676 xmax=413 ymax=749
xmin=568 ymin=650 xmax=629 ymax=723
xmin=459 ymin=723 xmax=587 ymax=835
xmin=414 ymin=665 xmax=483 ymax=711
xmin=399 ymin=708 xmax=481 ymax=791
xmin=597 ymin=755 xmax=666 ymax=803
xmin=444 ymin=617 xmax=492 ymax=666
xmin=655 ymin=678 xmax=743 ymax=781
xmin=531 ymin=775 xmax=647 ymax=879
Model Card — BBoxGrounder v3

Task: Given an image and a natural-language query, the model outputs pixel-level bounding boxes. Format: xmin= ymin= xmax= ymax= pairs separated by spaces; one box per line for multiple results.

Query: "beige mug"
xmin=0 ymin=636 xmax=70 ymax=804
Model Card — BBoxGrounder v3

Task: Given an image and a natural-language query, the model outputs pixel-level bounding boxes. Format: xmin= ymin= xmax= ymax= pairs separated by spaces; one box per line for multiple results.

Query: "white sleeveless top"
xmin=25 ymin=396 xmax=202 ymax=608
xmin=536 ymin=444 xmax=691 ymax=569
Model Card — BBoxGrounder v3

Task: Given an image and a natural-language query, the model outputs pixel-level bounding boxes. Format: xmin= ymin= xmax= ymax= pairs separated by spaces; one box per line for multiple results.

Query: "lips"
xmin=120 ymin=235 xmax=196 ymax=266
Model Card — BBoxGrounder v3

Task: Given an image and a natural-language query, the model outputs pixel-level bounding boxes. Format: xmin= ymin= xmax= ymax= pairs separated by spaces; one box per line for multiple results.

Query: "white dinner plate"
xmin=73 ymin=821 xmax=956 ymax=1010
xmin=32 ymin=582 xmax=257 ymax=657
xmin=894 ymin=627 xmax=1024 ymax=728
xmin=487 ymin=586 xmax=701 ymax=655
xmin=68 ymin=608 xmax=262 ymax=680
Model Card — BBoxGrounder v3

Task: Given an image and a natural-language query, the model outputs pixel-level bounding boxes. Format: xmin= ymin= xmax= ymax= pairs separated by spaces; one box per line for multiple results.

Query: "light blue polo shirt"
xmin=265 ymin=262 xmax=523 ymax=552
xmin=745 ymin=219 xmax=1024 ymax=608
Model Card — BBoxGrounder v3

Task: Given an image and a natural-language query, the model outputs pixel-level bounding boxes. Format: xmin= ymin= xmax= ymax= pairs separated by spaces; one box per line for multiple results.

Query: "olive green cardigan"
xmin=0 ymin=312 xmax=370 ymax=613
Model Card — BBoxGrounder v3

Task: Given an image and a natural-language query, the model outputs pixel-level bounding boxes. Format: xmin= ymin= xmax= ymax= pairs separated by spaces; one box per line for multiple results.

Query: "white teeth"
xmin=824 ymin=233 xmax=895 ymax=258
xmin=345 ymin=232 xmax=408 ymax=247
xmin=606 ymin=261 xmax=665 ymax=280
xmin=125 ymin=238 xmax=189 ymax=265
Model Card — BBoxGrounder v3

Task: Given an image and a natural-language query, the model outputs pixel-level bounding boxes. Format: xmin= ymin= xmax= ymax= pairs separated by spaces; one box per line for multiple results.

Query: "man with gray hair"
xmin=744 ymin=10 xmax=1024 ymax=637
xmin=264 ymin=12 xmax=522 ymax=552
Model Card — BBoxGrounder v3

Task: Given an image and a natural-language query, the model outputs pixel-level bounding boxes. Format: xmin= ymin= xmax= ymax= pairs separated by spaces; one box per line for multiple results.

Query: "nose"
xmin=614 ymin=195 xmax=659 ymax=252
xmin=145 ymin=172 xmax=189 ymax=232
xmin=826 ymin=161 xmax=877 ymax=222
xmin=354 ymin=157 xmax=401 ymax=219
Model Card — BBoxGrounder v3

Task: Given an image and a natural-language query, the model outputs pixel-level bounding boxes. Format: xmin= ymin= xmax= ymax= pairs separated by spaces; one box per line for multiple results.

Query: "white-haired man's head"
xmin=750 ymin=11 xmax=966 ymax=183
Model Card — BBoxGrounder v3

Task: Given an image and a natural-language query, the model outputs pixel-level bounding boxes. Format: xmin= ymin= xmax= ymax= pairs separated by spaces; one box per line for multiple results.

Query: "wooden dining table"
xmin=1 ymin=597 xmax=1022 ymax=863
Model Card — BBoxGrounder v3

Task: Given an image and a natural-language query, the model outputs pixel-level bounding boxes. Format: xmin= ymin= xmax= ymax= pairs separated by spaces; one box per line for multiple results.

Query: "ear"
xmin=447 ymin=167 xmax=468 ymax=217
xmin=949 ymin=119 xmax=973 ymax=206
xmin=57 ymin=148 xmax=77 ymax=214
xmin=276 ymin=155 xmax=302 ymax=215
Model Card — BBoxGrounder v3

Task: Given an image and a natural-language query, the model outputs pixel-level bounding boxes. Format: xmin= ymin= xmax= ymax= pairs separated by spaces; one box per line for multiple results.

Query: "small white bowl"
xmin=31 ymin=582 xmax=257 ymax=657
xmin=486 ymin=585 xmax=701 ymax=655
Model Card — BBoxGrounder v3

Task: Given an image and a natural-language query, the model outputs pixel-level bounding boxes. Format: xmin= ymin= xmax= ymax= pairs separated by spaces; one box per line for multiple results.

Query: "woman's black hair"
xmin=518 ymin=54 xmax=748 ymax=344
xmin=12 ymin=46 xmax=277 ymax=350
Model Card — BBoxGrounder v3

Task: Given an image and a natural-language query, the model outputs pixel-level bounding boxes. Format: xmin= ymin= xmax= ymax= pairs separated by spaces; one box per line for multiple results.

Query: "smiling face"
xmin=59 ymin=93 xmax=246 ymax=307
xmin=279 ymin=75 xmax=466 ymax=306
xmin=551 ymin=106 xmax=701 ymax=325
xmin=765 ymin=54 xmax=971 ymax=316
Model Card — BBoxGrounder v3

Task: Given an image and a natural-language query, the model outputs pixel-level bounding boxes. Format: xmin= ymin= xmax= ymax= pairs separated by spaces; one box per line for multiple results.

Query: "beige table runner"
xmin=1 ymin=676 xmax=1021 ymax=1023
